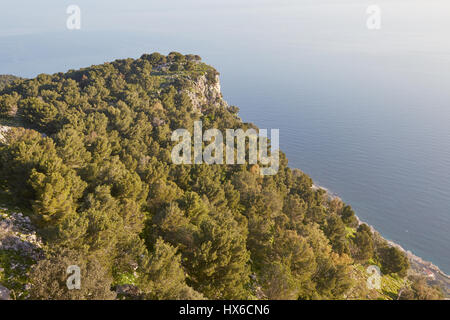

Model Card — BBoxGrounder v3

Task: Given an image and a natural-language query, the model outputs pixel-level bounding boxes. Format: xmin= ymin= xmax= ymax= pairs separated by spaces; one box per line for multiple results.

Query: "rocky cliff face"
xmin=0 ymin=125 xmax=11 ymax=143
xmin=152 ymin=59 xmax=227 ymax=113
xmin=0 ymin=210 xmax=43 ymax=260
xmin=0 ymin=207 xmax=43 ymax=300
xmin=186 ymin=74 xmax=227 ymax=111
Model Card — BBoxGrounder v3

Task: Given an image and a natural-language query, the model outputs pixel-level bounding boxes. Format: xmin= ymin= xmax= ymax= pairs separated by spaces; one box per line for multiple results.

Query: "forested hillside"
xmin=0 ymin=53 xmax=443 ymax=300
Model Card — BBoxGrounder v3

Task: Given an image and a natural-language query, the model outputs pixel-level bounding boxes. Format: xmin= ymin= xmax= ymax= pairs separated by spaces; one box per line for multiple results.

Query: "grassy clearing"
xmin=351 ymin=264 xmax=408 ymax=300
xmin=345 ymin=227 xmax=356 ymax=239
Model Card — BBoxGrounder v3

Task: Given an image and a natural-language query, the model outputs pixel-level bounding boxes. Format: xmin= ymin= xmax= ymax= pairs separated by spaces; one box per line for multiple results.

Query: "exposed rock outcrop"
xmin=0 ymin=125 xmax=11 ymax=143
xmin=0 ymin=209 xmax=43 ymax=261
xmin=186 ymin=74 xmax=227 ymax=111
xmin=0 ymin=284 xmax=10 ymax=300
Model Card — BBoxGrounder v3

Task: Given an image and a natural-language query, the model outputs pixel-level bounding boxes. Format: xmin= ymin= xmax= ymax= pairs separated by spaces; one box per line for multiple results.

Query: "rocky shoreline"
xmin=312 ymin=183 xmax=450 ymax=297
xmin=385 ymin=239 xmax=450 ymax=298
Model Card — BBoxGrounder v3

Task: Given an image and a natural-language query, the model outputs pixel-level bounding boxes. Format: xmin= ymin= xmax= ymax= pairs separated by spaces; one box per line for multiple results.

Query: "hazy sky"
xmin=1 ymin=0 xmax=450 ymax=36
xmin=1 ymin=0 xmax=449 ymax=78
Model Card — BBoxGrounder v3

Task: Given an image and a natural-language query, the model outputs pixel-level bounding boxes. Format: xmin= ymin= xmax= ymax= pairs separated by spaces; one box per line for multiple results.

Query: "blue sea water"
xmin=0 ymin=0 xmax=449 ymax=273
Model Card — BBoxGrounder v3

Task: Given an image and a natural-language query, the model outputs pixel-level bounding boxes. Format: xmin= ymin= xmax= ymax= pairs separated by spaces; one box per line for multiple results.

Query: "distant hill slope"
xmin=0 ymin=75 xmax=22 ymax=90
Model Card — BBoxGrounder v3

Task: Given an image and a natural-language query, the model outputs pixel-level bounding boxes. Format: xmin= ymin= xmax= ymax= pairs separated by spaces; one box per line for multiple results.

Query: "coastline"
xmin=312 ymin=183 xmax=450 ymax=297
